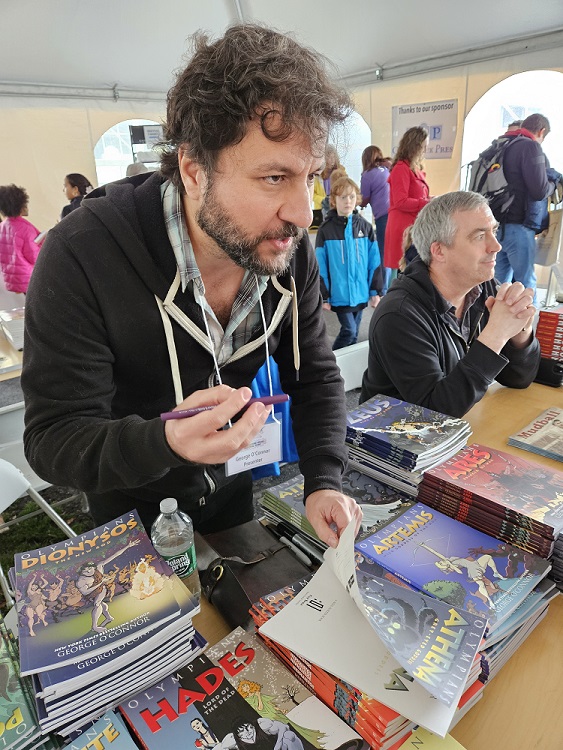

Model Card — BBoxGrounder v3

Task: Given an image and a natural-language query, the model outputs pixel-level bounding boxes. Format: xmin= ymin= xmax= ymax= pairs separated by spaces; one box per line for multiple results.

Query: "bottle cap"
xmin=160 ymin=497 xmax=178 ymax=514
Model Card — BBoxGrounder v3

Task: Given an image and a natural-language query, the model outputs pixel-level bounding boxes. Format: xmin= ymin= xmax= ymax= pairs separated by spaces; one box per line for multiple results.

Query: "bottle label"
xmin=161 ymin=545 xmax=197 ymax=579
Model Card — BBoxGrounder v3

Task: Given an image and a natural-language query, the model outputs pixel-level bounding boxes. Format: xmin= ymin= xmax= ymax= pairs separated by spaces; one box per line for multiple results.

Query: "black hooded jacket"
xmin=360 ymin=258 xmax=540 ymax=417
xmin=22 ymin=172 xmax=348 ymax=514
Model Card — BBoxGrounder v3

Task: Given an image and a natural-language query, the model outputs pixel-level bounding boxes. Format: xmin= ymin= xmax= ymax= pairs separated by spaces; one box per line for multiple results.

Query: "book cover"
xmin=67 ymin=710 xmax=138 ymax=750
xmin=14 ymin=511 xmax=190 ymax=675
xmin=346 ymin=395 xmax=471 ymax=468
xmin=259 ymin=560 xmax=466 ymax=737
xmin=262 ymin=468 xmax=414 ymax=543
xmin=326 ymin=521 xmax=486 ymax=707
xmin=206 ymin=628 xmax=368 ymax=750
xmin=120 ymin=652 xmax=364 ymax=750
xmin=422 ymin=444 xmax=563 ymax=536
xmin=37 ymin=578 xmax=202 ymax=699
xmin=355 ymin=503 xmax=551 ymax=630
xmin=398 ymin=727 xmax=467 ymax=749
xmin=508 ymin=406 xmax=563 ymax=462
xmin=0 ymin=630 xmax=42 ymax=750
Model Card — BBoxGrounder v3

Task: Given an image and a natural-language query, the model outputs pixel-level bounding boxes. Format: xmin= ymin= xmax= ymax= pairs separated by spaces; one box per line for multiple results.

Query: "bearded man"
xmin=22 ymin=25 xmax=360 ymax=546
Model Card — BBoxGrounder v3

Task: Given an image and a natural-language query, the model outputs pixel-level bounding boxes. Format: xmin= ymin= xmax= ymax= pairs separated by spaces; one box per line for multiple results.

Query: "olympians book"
xmin=206 ymin=628 xmax=369 ymax=750
xmin=120 ymin=651 xmax=365 ymax=750
xmin=261 ymin=468 xmax=414 ymax=546
xmin=421 ymin=444 xmax=563 ymax=540
xmin=0 ymin=616 xmax=42 ymax=750
xmin=14 ymin=510 xmax=198 ymax=676
xmin=346 ymin=395 xmax=471 ymax=471
xmin=260 ymin=521 xmax=487 ymax=736
xmin=508 ymin=407 xmax=563 ymax=463
xmin=67 ymin=710 xmax=137 ymax=750
xmin=355 ymin=503 xmax=551 ymax=632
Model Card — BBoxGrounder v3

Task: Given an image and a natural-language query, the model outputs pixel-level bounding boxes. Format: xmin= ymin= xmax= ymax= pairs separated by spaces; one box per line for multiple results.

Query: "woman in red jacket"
xmin=0 ymin=184 xmax=43 ymax=294
xmin=384 ymin=126 xmax=430 ymax=270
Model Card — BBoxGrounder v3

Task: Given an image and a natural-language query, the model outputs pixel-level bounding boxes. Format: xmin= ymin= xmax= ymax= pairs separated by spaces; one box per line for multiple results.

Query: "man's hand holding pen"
xmin=164 ymin=385 xmax=272 ymax=465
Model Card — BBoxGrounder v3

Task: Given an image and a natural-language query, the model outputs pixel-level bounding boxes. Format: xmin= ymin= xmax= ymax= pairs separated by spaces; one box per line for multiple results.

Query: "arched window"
xmin=461 ymin=70 xmax=563 ymax=187
xmin=94 ymin=119 xmax=162 ymax=186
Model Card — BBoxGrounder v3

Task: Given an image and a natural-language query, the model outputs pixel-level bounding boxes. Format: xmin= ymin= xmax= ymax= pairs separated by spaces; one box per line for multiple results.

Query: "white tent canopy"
xmin=1 ymin=0 xmax=563 ymax=230
xmin=2 ymin=0 xmax=562 ymax=96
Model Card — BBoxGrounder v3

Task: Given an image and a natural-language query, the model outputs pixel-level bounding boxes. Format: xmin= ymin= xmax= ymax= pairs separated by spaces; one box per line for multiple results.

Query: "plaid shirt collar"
xmin=161 ymin=180 xmax=268 ymax=364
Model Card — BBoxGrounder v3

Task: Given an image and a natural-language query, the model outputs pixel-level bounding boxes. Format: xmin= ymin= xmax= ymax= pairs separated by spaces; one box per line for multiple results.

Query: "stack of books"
xmin=345 ymin=395 xmax=472 ymax=496
xmin=355 ymin=502 xmax=553 ymax=647
xmin=0 ymin=308 xmax=25 ymax=351
xmin=0 ymin=612 xmax=55 ymax=750
xmin=508 ymin=406 xmax=563 ymax=463
xmin=418 ymin=444 xmax=563 ymax=589
xmin=256 ymin=520 xmax=489 ymax=743
xmin=260 ymin=468 xmax=413 ymax=561
xmin=536 ymin=302 xmax=563 ymax=361
xmin=12 ymin=511 xmax=205 ymax=737
xmin=119 ymin=626 xmax=369 ymax=750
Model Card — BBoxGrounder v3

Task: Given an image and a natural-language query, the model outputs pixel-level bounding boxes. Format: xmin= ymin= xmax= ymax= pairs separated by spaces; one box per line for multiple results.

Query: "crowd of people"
xmin=0 ymin=23 xmax=556 ymax=546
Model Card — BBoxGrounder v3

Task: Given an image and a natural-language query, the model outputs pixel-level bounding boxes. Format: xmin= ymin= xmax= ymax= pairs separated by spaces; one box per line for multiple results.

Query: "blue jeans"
xmin=333 ymin=310 xmax=363 ymax=350
xmin=375 ymin=214 xmax=392 ymax=295
xmin=496 ymin=223 xmax=537 ymax=299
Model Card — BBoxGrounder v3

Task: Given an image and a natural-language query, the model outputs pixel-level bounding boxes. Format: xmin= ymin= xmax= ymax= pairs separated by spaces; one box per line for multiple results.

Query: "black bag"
xmin=534 ymin=357 xmax=563 ymax=387
xmin=195 ymin=520 xmax=311 ymax=629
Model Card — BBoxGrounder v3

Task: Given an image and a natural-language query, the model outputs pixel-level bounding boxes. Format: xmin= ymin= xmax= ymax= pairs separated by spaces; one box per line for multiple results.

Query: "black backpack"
xmin=467 ymin=135 xmax=526 ymax=221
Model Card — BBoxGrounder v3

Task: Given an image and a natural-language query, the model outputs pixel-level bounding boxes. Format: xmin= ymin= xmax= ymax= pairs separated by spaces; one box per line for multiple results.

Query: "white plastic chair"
xmin=0 ymin=458 xmax=75 ymax=607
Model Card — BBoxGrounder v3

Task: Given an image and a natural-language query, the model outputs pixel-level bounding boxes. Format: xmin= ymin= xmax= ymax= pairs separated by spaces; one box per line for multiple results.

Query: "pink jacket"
xmin=0 ymin=216 xmax=43 ymax=293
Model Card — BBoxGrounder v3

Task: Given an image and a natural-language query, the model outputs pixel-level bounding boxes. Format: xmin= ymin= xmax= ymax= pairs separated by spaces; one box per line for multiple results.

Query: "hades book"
xmin=120 ymin=652 xmax=365 ymax=750
xmin=355 ymin=503 xmax=551 ymax=631
xmin=14 ymin=511 xmax=192 ymax=675
xmin=206 ymin=628 xmax=368 ymax=750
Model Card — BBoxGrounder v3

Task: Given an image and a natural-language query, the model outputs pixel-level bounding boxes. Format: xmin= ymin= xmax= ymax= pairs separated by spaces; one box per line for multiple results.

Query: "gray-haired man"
xmin=360 ymin=191 xmax=540 ymax=417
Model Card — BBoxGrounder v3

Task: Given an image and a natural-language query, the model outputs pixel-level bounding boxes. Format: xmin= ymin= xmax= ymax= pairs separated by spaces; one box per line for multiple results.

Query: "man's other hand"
xmin=164 ymin=385 xmax=271 ymax=464
xmin=479 ymin=282 xmax=535 ymax=352
xmin=305 ymin=490 xmax=363 ymax=548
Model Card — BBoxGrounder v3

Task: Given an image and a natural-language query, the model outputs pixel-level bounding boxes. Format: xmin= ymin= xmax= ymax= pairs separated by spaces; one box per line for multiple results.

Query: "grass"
xmin=0 ymin=487 xmax=94 ymax=615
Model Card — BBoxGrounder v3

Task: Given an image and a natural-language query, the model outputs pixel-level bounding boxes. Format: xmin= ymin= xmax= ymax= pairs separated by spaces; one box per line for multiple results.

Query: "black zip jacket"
xmin=502 ymin=132 xmax=551 ymax=224
xmin=360 ymin=258 xmax=540 ymax=417
xmin=22 ymin=172 xmax=348 ymax=513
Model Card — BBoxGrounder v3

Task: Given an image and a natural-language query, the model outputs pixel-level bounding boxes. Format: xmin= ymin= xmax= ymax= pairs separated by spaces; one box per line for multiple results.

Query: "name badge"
xmin=225 ymin=418 xmax=282 ymax=476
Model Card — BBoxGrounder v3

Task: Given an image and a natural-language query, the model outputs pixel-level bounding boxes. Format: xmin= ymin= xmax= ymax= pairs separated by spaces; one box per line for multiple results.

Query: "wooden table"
xmin=450 ymin=382 xmax=563 ymax=750
xmin=193 ymin=381 xmax=563 ymax=750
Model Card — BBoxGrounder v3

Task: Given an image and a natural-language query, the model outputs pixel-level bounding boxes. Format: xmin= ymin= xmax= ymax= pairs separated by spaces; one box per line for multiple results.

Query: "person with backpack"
xmin=470 ymin=113 xmax=553 ymax=298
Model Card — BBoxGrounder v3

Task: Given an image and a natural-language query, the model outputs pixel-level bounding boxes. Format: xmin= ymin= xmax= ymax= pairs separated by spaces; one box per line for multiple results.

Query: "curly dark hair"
xmin=0 ymin=184 xmax=29 ymax=217
xmin=160 ymin=24 xmax=352 ymax=190
xmin=391 ymin=126 xmax=428 ymax=172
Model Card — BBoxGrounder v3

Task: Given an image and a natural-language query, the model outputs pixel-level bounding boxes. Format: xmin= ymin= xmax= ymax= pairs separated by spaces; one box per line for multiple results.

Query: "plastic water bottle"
xmin=151 ymin=497 xmax=201 ymax=602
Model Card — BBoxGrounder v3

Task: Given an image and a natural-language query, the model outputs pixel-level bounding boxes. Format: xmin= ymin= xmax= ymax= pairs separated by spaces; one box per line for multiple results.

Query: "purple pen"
xmin=160 ymin=393 xmax=290 ymax=421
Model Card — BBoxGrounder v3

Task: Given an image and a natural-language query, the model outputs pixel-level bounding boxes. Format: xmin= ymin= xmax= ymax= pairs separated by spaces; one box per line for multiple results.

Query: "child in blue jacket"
xmin=315 ymin=176 xmax=383 ymax=349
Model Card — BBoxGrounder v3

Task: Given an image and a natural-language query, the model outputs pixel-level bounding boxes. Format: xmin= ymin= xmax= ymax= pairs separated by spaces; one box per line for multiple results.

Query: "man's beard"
xmin=196 ymin=182 xmax=303 ymax=276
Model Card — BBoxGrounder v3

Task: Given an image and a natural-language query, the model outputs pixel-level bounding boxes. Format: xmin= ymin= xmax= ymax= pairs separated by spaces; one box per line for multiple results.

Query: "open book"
xmin=259 ymin=521 xmax=487 ymax=736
